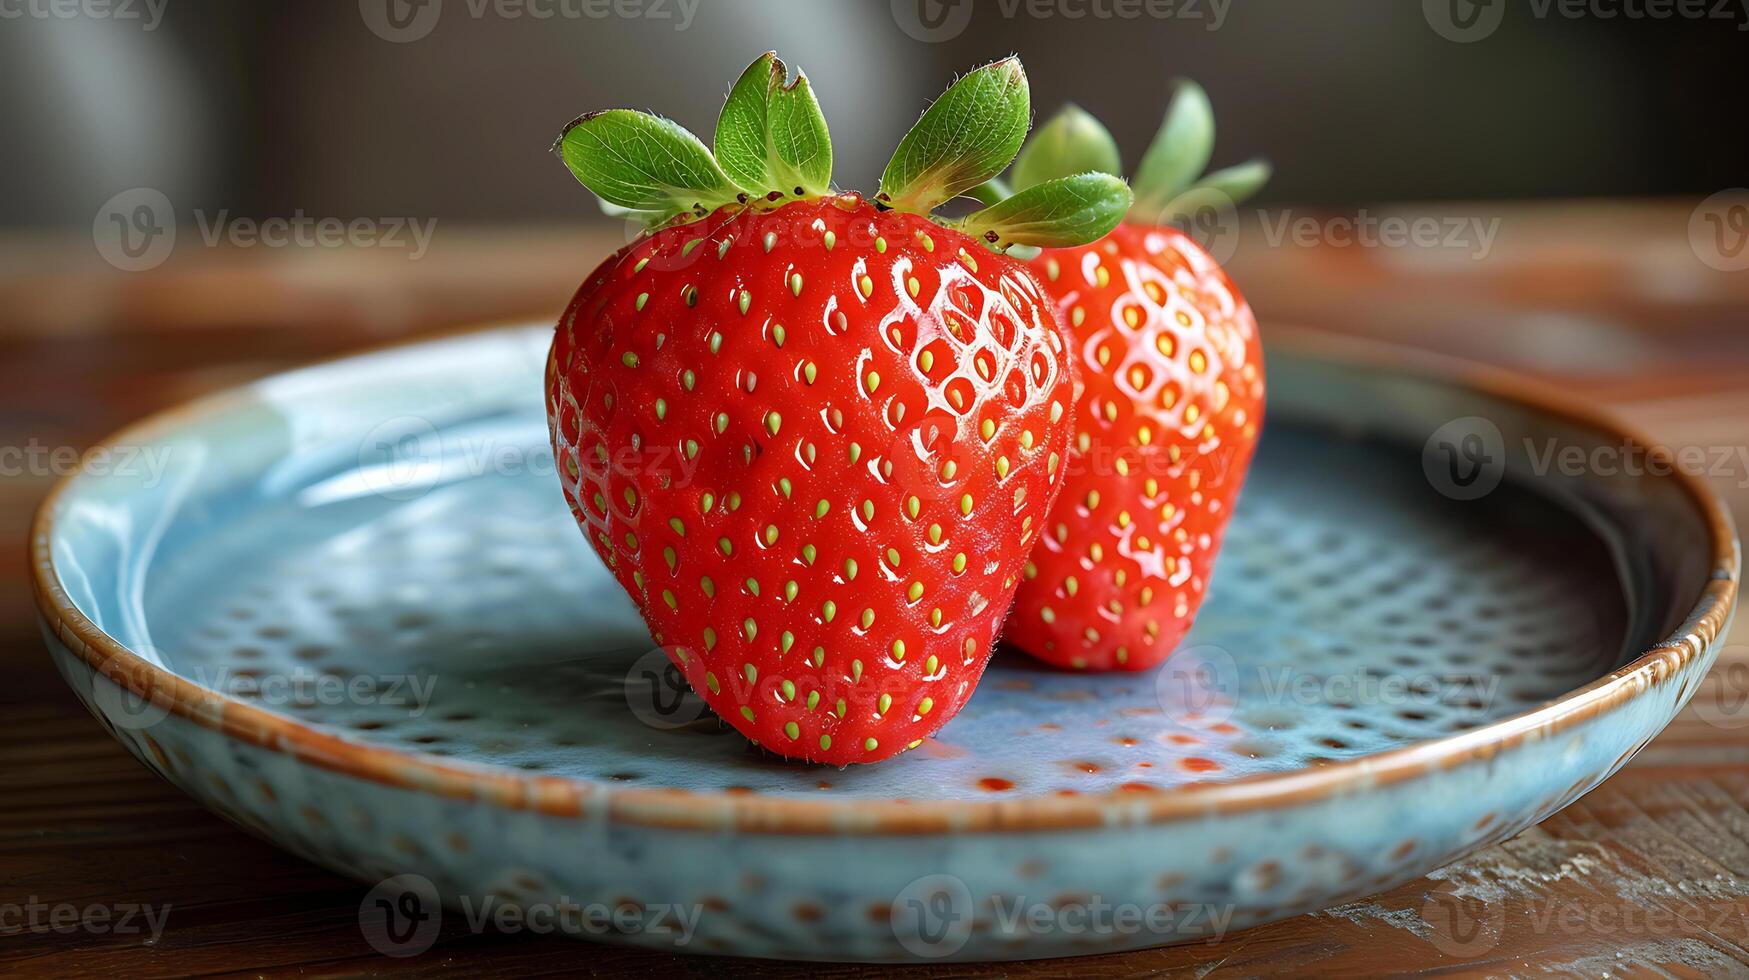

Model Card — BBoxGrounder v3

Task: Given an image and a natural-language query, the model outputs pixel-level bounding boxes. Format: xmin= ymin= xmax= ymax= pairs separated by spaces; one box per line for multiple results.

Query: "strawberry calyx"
xmin=1001 ymin=81 xmax=1271 ymax=229
xmin=554 ymin=51 xmax=1133 ymax=254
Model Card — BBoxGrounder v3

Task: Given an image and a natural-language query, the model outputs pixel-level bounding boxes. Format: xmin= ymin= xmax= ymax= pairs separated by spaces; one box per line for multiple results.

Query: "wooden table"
xmin=6 ymin=201 xmax=1748 ymax=977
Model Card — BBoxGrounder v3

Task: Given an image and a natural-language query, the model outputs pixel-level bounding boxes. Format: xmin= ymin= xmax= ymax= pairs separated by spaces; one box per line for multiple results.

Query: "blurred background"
xmin=2 ymin=0 xmax=1745 ymax=224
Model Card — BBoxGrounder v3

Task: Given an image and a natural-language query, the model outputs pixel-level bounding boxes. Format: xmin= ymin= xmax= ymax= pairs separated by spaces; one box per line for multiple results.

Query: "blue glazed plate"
xmin=34 ymin=323 xmax=1737 ymax=962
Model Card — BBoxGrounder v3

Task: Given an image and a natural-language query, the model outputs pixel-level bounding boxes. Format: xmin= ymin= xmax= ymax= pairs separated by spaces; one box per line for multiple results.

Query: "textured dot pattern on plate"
xmin=145 ymin=418 xmax=1627 ymax=798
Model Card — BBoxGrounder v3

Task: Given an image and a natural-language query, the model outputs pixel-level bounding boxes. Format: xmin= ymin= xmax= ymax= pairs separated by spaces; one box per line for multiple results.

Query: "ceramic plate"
xmin=34 ymin=323 xmax=1736 ymax=962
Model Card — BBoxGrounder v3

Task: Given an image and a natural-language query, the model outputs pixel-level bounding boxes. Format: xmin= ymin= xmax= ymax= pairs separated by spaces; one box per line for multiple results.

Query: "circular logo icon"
xmin=93 ymin=188 xmax=175 ymax=272
xmin=1423 ymin=0 xmax=1505 ymax=43
xmin=1689 ymin=189 xmax=1749 ymax=273
xmin=624 ymin=646 xmax=710 ymax=730
xmin=89 ymin=662 xmax=173 ymax=732
xmin=891 ymin=873 xmax=974 ymax=959
xmin=1420 ymin=881 xmax=1505 ymax=958
xmin=1422 ymin=416 xmax=1505 ymax=501
xmin=1690 ymin=652 xmax=1749 ymax=730
xmin=359 ymin=0 xmax=443 ymax=42
xmin=1153 ymin=186 xmax=1240 ymax=266
xmin=357 ymin=416 xmax=443 ymax=501
xmin=891 ymin=0 xmax=974 ymax=42
xmin=1154 ymin=644 xmax=1240 ymax=727
xmin=360 ymin=874 xmax=442 ymax=957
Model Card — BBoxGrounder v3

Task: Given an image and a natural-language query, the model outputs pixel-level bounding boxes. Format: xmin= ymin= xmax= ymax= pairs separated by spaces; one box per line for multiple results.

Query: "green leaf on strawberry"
xmin=877 ymin=56 xmax=1031 ymax=215
xmin=959 ymin=172 xmax=1132 ymax=249
xmin=1003 ymin=81 xmax=1269 ymax=226
xmin=1160 ymin=158 xmax=1273 ymax=223
xmin=555 ymin=51 xmax=1128 ymax=254
xmin=714 ymin=51 xmax=833 ymax=200
xmin=1132 ymin=80 xmax=1216 ymax=215
xmin=555 ymin=109 xmax=741 ymax=219
xmin=1010 ymin=104 xmax=1122 ymax=192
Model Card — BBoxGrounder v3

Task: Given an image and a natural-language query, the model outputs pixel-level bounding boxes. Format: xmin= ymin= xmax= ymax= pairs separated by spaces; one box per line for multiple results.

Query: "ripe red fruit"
xmin=1000 ymin=91 xmax=1268 ymax=671
xmin=1007 ymin=223 xmax=1263 ymax=670
xmin=548 ymin=197 xmax=1073 ymax=763
xmin=543 ymin=53 xmax=1132 ymax=761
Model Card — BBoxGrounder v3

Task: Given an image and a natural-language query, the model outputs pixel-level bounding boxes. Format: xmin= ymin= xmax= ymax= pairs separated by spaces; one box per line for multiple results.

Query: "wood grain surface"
xmin=4 ymin=201 xmax=1748 ymax=978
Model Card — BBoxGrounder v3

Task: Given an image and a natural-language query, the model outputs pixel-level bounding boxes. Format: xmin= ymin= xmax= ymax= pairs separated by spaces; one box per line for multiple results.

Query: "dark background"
xmin=1 ymin=0 xmax=1743 ymax=230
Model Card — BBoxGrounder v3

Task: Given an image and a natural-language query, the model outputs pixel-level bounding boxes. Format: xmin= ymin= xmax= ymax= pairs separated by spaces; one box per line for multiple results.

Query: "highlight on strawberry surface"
xmin=545 ymin=52 xmax=1132 ymax=764
xmin=996 ymin=85 xmax=1271 ymax=672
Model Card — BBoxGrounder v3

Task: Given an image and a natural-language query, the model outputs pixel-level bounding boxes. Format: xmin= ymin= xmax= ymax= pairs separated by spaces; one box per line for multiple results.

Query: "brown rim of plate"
xmin=29 ymin=322 xmax=1740 ymax=836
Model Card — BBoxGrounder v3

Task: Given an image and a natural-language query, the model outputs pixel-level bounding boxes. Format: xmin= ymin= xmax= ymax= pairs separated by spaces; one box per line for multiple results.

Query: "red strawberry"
xmin=998 ymin=89 xmax=1269 ymax=672
xmin=546 ymin=54 xmax=1131 ymax=761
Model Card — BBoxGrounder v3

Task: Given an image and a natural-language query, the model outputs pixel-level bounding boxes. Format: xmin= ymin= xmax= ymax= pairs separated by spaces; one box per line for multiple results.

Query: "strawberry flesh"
xmin=547 ymin=196 xmax=1073 ymax=762
xmin=1006 ymin=223 xmax=1264 ymax=671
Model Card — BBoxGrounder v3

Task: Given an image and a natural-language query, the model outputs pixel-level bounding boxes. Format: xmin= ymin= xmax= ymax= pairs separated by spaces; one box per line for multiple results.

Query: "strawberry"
xmin=546 ymin=53 xmax=1131 ymax=762
xmin=997 ymin=88 xmax=1269 ymax=671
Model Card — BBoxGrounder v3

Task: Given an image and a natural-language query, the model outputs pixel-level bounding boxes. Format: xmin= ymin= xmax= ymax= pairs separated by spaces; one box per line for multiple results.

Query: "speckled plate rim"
xmin=32 ymin=321 xmax=1740 ymax=835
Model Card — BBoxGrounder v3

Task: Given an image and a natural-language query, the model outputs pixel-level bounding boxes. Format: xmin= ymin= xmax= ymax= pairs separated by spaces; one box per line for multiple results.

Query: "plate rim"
xmin=32 ymin=321 xmax=1740 ymax=834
